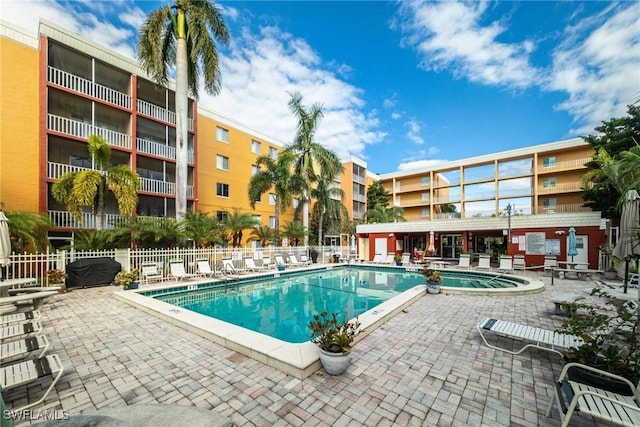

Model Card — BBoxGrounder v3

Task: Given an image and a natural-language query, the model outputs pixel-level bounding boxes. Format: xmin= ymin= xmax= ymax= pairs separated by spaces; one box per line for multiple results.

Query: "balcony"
xmin=140 ymin=178 xmax=194 ymax=197
xmin=47 ymin=162 xmax=91 ymax=180
xmin=136 ymin=100 xmax=195 ymax=131
xmin=48 ymin=66 xmax=131 ymax=109
xmin=48 ymin=114 xmax=132 ymax=149
xmin=48 ymin=210 xmax=125 ymax=229
xmin=394 ymin=182 xmax=431 ymax=193
xmin=534 ymin=203 xmax=590 ymax=214
xmin=538 ymin=182 xmax=584 ymax=194
xmin=136 ymin=137 xmax=194 ymax=163
xmin=539 ymin=158 xmax=590 ymax=174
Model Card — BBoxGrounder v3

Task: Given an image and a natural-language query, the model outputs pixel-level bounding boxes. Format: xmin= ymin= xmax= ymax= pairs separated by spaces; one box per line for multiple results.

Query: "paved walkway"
xmin=3 ymin=270 xmax=626 ymax=426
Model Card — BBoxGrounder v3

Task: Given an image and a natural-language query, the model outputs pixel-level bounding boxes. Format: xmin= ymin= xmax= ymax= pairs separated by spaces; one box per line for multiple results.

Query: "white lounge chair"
xmin=262 ymin=257 xmax=274 ymax=270
xmin=384 ymin=253 xmax=396 ymax=264
xmin=140 ymin=262 xmax=163 ymax=284
xmin=1 ymin=334 xmax=49 ymax=361
xmin=1 ymin=310 xmax=41 ymax=325
xmin=196 ymin=259 xmax=216 ymax=277
xmin=287 ymin=255 xmax=303 ymax=267
xmin=169 ymin=260 xmax=196 ymax=281
xmin=401 ymin=253 xmax=411 ymax=265
xmin=513 ymin=255 xmax=526 ymax=273
xmin=477 ymin=317 xmax=583 ymax=357
xmin=244 ymin=257 xmax=263 ymax=272
xmin=475 ymin=254 xmax=491 ymax=271
xmin=371 ymin=253 xmax=384 ymax=263
xmin=299 ymin=255 xmax=313 ymax=265
xmin=544 ymin=256 xmax=558 ymax=276
xmin=222 ymin=258 xmax=243 ymax=275
xmin=546 ymin=362 xmax=640 ymax=427
xmin=1 ymin=320 xmax=43 ymax=341
xmin=0 ymin=354 xmax=64 ymax=412
xmin=274 ymin=255 xmax=287 ymax=267
xmin=456 ymin=254 xmax=471 ymax=270
xmin=497 ymin=255 xmax=513 ymax=273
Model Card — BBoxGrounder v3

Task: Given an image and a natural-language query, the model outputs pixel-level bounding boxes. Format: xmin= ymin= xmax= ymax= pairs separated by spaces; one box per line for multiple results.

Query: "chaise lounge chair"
xmin=477 ymin=317 xmax=583 ymax=357
xmin=475 ymin=254 xmax=491 ymax=271
xmin=1 ymin=320 xmax=43 ymax=341
xmin=1 ymin=334 xmax=50 ymax=362
xmin=0 ymin=354 xmax=64 ymax=412
xmin=513 ymin=254 xmax=526 ymax=273
xmin=140 ymin=262 xmax=164 ymax=284
xmin=497 ymin=255 xmax=513 ymax=273
xmin=0 ymin=310 xmax=41 ymax=326
xmin=287 ymin=255 xmax=303 ymax=267
xmin=196 ymin=259 xmax=216 ymax=277
xmin=222 ymin=258 xmax=243 ymax=275
xmin=244 ymin=257 xmax=264 ymax=272
xmin=456 ymin=254 xmax=471 ymax=270
xmin=546 ymin=362 xmax=640 ymax=427
xmin=169 ymin=260 xmax=196 ymax=281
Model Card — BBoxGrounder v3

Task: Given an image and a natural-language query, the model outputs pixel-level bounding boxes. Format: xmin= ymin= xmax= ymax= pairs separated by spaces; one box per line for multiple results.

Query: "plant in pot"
xmin=557 ymin=290 xmax=639 ymax=393
xmin=393 ymin=253 xmax=402 ymax=266
xmin=46 ymin=269 xmax=68 ymax=292
xmin=422 ymin=267 xmax=442 ymax=294
xmin=308 ymin=311 xmax=361 ymax=375
xmin=114 ymin=269 xmax=139 ymax=290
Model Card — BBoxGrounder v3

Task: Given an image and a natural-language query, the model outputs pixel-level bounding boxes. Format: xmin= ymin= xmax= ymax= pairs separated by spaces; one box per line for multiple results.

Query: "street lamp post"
xmin=506 ymin=203 xmax=512 ymax=242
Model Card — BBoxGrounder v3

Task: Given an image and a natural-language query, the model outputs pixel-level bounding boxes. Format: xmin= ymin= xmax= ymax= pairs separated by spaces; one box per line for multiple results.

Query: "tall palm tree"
xmin=51 ymin=134 xmax=140 ymax=230
xmin=248 ymin=152 xmax=306 ymax=246
xmin=249 ymin=225 xmax=274 ymax=247
xmin=181 ymin=210 xmax=224 ymax=247
xmin=224 ymin=208 xmax=258 ymax=248
xmin=138 ymin=0 xmax=230 ymax=220
xmin=281 ymin=220 xmax=306 ymax=246
xmin=310 ymin=170 xmax=348 ymax=245
xmin=284 ymin=92 xmax=344 ymax=246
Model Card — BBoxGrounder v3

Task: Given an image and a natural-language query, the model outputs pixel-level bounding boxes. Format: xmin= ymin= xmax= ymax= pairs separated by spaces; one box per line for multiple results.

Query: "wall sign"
xmin=525 ymin=232 xmax=546 ymax=255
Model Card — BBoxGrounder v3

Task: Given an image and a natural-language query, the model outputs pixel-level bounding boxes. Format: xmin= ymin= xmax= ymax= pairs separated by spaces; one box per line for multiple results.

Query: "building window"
xmin=421 ymin=177 xmax=430 ymax=186
xmin=542 ymin=177 xmax=556 ymax=188
xmin=395 ymin=195 xmax=401 ymax=206
xmin=216 ymin=183 xmax=229 ymax=197
xmin=269 ymin=193 xmax=276 ymax=205
xmin=216 ymin=211 xmax=228 ymax=221
xmin=252 ymin=215 xmax=261 ymax=223
xmin=421 ymin=192 xmax=430 ymax=201
xmin=269 ymin=147 xmax=278 ymax=159
xmin=269 ymin=216 xmax=276 ymax=228
xmin=216 ymin=155 xmax=229 ymax=170
xmin=543 ymin=198 xmax=557 ymax=212
xmin=216 ymin=126 xmax=229 ymax=143
xmin=251 ymin=139 xmax=261 ymax=154
xmin=421 ymin=208 xmax=430 ymax=218
xmin=251 ymin=165 xmax=260 ymax=176
xmin=542 ymin=157 xmax=556 ymax=168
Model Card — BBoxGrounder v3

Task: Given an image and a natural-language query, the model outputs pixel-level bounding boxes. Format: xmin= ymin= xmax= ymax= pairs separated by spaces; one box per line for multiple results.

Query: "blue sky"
xmin=2 ymin=1 xmax=639 ymax=174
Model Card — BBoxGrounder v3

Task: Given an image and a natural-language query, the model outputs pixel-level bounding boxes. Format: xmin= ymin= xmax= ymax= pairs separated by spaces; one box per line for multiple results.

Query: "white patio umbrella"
xmin=612 ymin=189 xmax=640 ymax=294
xmin=0 ymin=211 xmax=11 ymax=281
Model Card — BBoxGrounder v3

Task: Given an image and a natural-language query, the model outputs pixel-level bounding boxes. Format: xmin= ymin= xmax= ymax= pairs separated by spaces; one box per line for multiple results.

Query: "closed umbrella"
xmin=567 ymin=226 xmax=578 ymax=261
xmin=427 ymin=231 xmax=435 ymax=255
xmin=0 ymin=211 xmax=10 ymax=281
xmin=612 ymin=190 xmax=640 ymax=294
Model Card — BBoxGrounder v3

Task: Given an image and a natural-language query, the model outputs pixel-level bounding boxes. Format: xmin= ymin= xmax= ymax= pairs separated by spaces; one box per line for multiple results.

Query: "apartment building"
xmin=357 ymin=139 xmax=607 ymax=268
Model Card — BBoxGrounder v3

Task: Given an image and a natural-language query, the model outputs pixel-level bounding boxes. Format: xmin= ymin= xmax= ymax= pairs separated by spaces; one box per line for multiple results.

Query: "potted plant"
xmin=422 ymin=267 xmax=442 ymax=294
xmin=46 ymin=269 xmax=68 ymax=292
xmin=393 ymin=253 xmax=402 ymax=266
xmin=308 ymin=311 xmax=361 ymax=375
xmin=114 ymin=269 xmax=139 ymax=290
xmin=558 ymin=290 xmax=639 ymax=392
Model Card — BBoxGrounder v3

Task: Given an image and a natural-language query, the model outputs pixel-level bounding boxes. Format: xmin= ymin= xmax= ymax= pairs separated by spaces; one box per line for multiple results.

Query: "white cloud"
xmin=547 ymin=3 xmax=640 ymax=134
xmin=404 ymin=119 xmax=424 ymax=145
xmin=393 ymin=1 xmax=539 ymax=89
xmin=397 ymin=158 xmax=448 ymax=172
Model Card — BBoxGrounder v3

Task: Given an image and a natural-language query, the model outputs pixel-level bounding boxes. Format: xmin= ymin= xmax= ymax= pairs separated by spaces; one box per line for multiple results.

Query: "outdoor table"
xmin=557 ymin=261 xmax=588 ymax=270
xmin=0 ymin=278 xmax=38 ymax=314
xmin=430 ymin=261 xmax=450 ymax=269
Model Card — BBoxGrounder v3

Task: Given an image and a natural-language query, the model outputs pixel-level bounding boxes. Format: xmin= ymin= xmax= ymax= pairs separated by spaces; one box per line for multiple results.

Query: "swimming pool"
xmin=114 ymin=265 xmax=543 ymax=378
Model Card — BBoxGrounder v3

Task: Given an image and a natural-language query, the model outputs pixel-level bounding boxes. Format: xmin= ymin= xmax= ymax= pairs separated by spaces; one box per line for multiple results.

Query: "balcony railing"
xmin=538 ymin=182 xmax=584 ymax=194
xmin=135 ymin=138 xmax=194 ymax=163
xmin=534 ymin=203 xmax=590 ymax=214
xmin=48 ymin=114 xmax=132 ymax=149
xmin=394 ymin=182 xmax=431 ymax=193
xmin=139 ymin=178 xmax=194 ymax=197
xmin=48 ymin=66 xmax=131 ymax=109
xmin=47 ymin=162 xmax=91 ymax=180
xmin=137 ymin=99 xmax=176 ymax=124
xmin=48 ymin=210 xmax=125 ymax=229
xmin=539 ymin=158 xmax=590 ymax=173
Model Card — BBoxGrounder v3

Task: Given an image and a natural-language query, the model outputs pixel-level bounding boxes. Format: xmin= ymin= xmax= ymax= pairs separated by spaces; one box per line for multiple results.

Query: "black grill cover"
xmin=66 ymin=257 xmax=121 ymax=288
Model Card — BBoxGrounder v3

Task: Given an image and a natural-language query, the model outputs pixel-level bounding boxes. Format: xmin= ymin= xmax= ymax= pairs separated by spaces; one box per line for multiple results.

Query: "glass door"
xmin=441 ymin=235 xmax=463 ymax=259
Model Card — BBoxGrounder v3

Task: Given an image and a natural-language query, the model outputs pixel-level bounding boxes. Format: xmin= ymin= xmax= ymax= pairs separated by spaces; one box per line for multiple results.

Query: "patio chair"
xmin=546 ymin=362 xmax=640 ymax=427
xmin=1 ymin=334 xmax=50 ymax=362
xmin=244 ymin=257 xmax=264 ymax=272
xmin=0 ymin=354 xmax=64 ymax=412
xmin=196 ymin=259 xmax=216 ymax=277
xmin=497 ymin=255 xmax=513 ymax=273
xmin=513 ymin=255 xmax=526 ymax=272
xmin=222 ymin=258 xmax=243 ymax=275
xmin=287 ymin=255 xmax=303 ymax=267
xmin=475 ymin=254 xmax=491 ymax=271
xmin=140 ymin=262 xmax=163 ymax=284
xmin=274 ymin=255 xmax=287 ymax=267
xmin=384 ymin=253 xmax=396 ymax=264
xmin=169 ymin=260 xmax=196 ymax=281
xmin=1 ymin=310 xmax=40 ymax=326
xmin=544 ymin=256 xmax=558 ymax=276
xmin=456 ymin=254 xmax=471 ymax=270
xmin=371 ymin=253 xmax=384 ymax=263
xmin=1 ymin=320 xmax=43 ymax=341
xmin=262 ymin=257 xmax=275 ymax=270
xmin=299 ymin=254 xmax=313 ymax=265
xmin=401 ymin=253 xmax=411 ymax=265
xmin=476 ymin=317 xmax=583 ymax=358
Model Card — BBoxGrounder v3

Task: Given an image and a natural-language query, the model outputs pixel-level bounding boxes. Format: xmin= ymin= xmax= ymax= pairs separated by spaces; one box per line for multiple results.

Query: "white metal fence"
xmin=1 ymin=245 xmax=355 ymax=285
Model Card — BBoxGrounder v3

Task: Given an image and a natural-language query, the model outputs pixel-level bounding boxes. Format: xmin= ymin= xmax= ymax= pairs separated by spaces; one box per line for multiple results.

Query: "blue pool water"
xmin=151 ymin=267 xmax=522 ymax=344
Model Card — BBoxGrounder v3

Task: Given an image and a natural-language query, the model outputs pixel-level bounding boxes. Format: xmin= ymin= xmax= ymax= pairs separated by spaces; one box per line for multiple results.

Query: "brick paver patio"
xmin=3 ymin=270 xmax=624 ymax=426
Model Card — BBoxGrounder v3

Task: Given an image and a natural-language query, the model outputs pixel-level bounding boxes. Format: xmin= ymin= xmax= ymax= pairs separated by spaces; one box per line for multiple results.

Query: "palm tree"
xmin=181 ymin=210 xmax=224 ymax=247
xmin=249 ymin=225 xmax=274 ymax=247
xmin=138 ymin=0 xmax=230 ymax=220
xmin=71 ymin=230 xmax=119 ymax=250
xmin=4 ymin=210 xmax=53 ymax=253
xmin=365 ymin=204 xmax=406 ymax=223
xmin=281 ymin=220 xmax=306 ymax=246
xmin=51 ymin=134 xmax=140 ymax=230
xmin=284 ymin=92 xmax=344 ymax=246
xmin=248 ymin=152 xmax=306 ymax=246
xmin=224 ymin=208 xmax=258 ymax=248
xmin=310 ymin=170 xmax=348 ymax=246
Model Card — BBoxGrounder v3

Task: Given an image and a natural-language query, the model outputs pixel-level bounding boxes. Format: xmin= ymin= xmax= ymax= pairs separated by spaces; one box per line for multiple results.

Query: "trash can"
xmin=332 ymin=254 xmax=341 ymax=263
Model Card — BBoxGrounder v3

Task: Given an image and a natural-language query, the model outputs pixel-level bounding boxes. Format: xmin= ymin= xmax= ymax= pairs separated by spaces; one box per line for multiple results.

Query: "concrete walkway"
xmin=3 ymin=271 xmax=623 ymax=426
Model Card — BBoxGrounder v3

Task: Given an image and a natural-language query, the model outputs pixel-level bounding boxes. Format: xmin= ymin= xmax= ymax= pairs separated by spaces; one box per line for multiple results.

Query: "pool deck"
xmin=3 ymin=266 xmax=626 ymax=426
